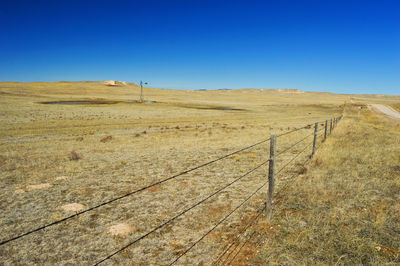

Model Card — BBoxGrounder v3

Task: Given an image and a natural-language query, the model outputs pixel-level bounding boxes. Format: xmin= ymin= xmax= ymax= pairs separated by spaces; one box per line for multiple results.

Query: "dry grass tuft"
xmin=298 ymin=166 xmax=308 ymax=174
xmin=68 ymin=151 xmax=80 ymax=160
xmin=26 ymin=183 xmax=52 ymax=191
xmin=314 ymin=157 xmax=323 ymax=166
xmin=100 ymin=135 xmax=113 ymax=143
xmin=55 ymin=176 xmax=69 ymax=181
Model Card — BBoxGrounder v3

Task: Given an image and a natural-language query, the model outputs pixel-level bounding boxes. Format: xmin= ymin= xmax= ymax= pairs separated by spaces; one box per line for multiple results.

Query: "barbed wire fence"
xmin=0 ymin=115 xmax=343 ymax=265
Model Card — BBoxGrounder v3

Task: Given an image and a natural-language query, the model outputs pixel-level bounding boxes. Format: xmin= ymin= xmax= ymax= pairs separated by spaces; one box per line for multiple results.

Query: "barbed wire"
xmin=1 ymin=115 xmax=343 ymax=265
xmin=276 ymin=123 xmax=312 ymax=138
xmin=216 ymin=206 xmax=266 ymax=266
xmin=224 ymin=148 xmax=317 ymax=265
xmin=212 ymin=205 xmax=266 ymax=266
xmin=0 ymin=138 xmax=270 ymax=246
xmin=215 ymin=133 xmax=330 ymax=265
xmin=226 ymin=229 xmax=258 ymax=266
xmin=176 ymin=117 xmax=341 ymax=264
xmin=276 ymin=131 xmax=314 ymax=157
xmin=276 ymin=141 xmax=313 ymax=176
xmin=168 ymin=178 xmax=270 ymax=265
xmin=95 ymin=159 xmax=269 ymax=265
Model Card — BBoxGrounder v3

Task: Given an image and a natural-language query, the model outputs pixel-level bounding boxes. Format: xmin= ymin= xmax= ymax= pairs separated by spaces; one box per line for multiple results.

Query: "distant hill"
xmin=238 ymin=88 xmax=304 ymax=93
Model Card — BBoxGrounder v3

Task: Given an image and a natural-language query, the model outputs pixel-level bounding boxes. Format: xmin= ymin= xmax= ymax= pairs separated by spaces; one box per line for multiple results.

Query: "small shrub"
xmin=100 ymin=135 xmax=112 ymax=143
xmin=298 ymin=166 xmax=308 ymax=174
xmin=314 ymin=158 xmax=323 ymax=166
xmin=69 ymin=151 xmax=80 ymax=161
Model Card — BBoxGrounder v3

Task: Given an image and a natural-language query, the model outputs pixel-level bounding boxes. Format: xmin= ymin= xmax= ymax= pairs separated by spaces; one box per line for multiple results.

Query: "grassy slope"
xmin=389 ymin=103 xmax=400 ymax=112
xmin=229 ymin=104 xmax=400 ymax=264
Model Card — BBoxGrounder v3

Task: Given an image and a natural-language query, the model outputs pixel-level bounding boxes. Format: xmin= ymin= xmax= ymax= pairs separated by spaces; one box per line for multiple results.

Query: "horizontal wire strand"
xmin=169 ymin=179 xmax=270 ymax=265
xmin=95 ymin=159 xmax=269 ymax=265
xmin=221 ymin=117 xmax=343 ymax=265
xmin=1 ymin=116 xmax=343 ymax=265
xmin=0 ymin=138 xmax=270 ymax=246
xmin=276 ymin=131 xmax=314 ymax=157
xmin=212 ymin=206 xmax=266 ymax=266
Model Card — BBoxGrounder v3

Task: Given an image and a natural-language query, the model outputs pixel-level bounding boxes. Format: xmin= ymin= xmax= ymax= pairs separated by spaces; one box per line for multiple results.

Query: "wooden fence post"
xmin=311 ymin=122 xmax=318 ymax=158
xmin=330 ymin=119 xmax=333 ymax=133
xmin=267 ymin=134 xmax=276 ymax=219
xmin=324 ymin=120 xmax=328 ymax=140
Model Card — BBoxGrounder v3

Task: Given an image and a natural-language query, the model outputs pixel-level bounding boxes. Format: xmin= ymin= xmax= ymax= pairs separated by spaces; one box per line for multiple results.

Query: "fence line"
xmin=168 ymin=179 xmax=271 ymax=265
xmin=1 ymin=115 xmax=343 ymax=265
xmin=169 ymin=116 xmax=342 ymax=265
xmin=213 ymin=205 xmax=266 ymax=265
xmin=0 ymin=137 xmax=269 ymax=246
xmin=276 ymin=131 xmax=314 ymax=157
xmin=209 ymin=139 xmax=315 ymax=265
xmin=227 ymin=116 xmax=342 ymax=264
xmin=276 ymin=140 xmax=314 ymax=176
xmin=226 ymin=229 xmax=258 ymax=265
xmin=94 ymin=159 xmax=270 ymax=265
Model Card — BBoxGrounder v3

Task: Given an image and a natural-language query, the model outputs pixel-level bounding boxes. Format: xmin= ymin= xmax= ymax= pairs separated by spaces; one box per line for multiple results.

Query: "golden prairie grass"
xmin=0 ymin=81 xmax=399 ymax=265
xmin=226 ymin=104 xmax=400 ymax=265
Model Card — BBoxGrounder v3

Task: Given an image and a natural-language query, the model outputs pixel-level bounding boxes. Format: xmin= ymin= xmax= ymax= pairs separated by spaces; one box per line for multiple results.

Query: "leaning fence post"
xmin=311 ymin=122 xmax=318 ymax=158
xmin=324 ymin=120 xmax=328 ymax=140
xmin=330 ymin=119 xmax=333 ymax=133
xmin=267 ymin=134 xmax=276 ymax=219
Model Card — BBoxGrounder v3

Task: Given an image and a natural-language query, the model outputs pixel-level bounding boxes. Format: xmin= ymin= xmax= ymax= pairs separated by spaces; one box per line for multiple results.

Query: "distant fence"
xmin=0 ymin=115 xmax=343 ymax=265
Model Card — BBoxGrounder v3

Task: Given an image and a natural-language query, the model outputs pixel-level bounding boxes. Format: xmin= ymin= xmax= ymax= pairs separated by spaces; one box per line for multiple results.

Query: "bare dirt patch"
xmin=26 ymin=183 xmax=52 ymax=191
xmin=107 ymin=223 xmax=135 ymax=237
xmin=60 ymin=203 xmax=86 ymax=212
xmin=55 ymin=176 xmax=69 ymax=181
xmin=40 ymin=100 xmax=121 ymax=105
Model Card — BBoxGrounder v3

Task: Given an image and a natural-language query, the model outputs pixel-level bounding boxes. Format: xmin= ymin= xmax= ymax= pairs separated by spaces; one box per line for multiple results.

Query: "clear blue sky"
xmin=1 ymin=0 xmax=399 ymax=94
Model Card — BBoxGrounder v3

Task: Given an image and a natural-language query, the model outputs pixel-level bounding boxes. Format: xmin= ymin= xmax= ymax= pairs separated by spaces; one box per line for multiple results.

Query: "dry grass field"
xmin=234 ymin=104 xmax=400 ymax=265
xmin=0 ymin=81 xmax=399 ymax=265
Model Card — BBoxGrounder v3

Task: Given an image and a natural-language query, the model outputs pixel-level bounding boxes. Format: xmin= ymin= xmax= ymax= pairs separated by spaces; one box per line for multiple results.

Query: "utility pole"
xmin=139 ymin=80 xmax=148 ymax=102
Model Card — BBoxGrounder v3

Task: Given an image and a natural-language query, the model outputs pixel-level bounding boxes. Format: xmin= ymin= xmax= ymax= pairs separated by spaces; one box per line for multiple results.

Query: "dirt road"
xmin=371 ymin=104 xmax=400 ymax=119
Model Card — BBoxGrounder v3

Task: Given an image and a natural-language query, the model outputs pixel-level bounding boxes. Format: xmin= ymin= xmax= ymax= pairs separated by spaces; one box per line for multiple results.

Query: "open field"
xmin=235 ymin=104 xmax=400 ymax=265
xmin=0 ymin=81 xmax=400 ymax=265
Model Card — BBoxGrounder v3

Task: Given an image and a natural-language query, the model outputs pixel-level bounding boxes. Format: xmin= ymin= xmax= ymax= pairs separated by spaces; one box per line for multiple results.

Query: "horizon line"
xmin=0 ymin=80 xmax=398 ymax=96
